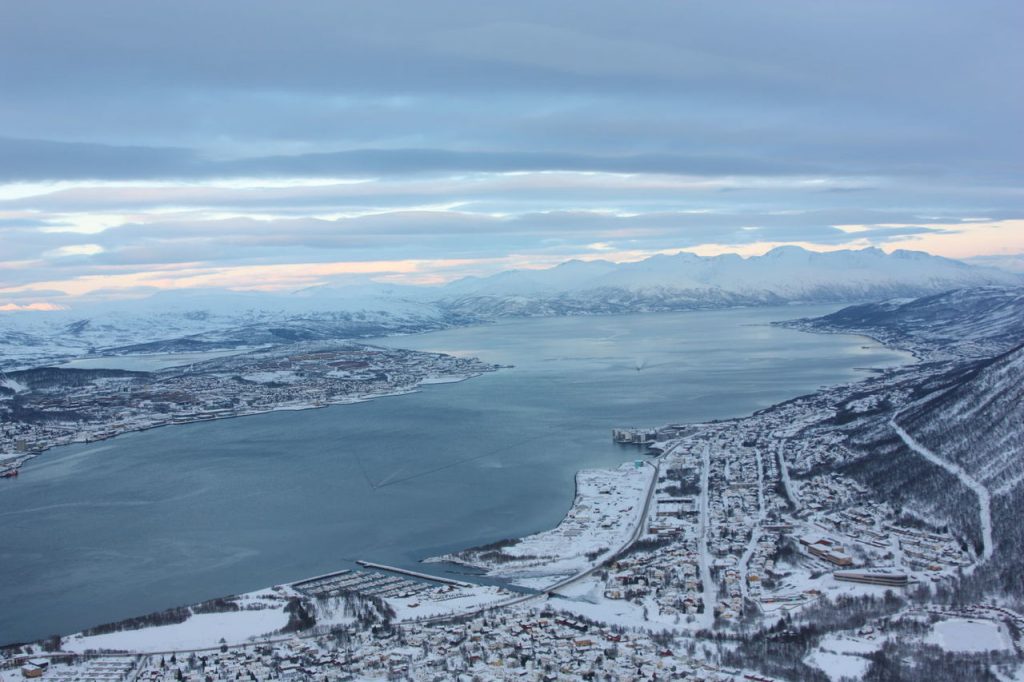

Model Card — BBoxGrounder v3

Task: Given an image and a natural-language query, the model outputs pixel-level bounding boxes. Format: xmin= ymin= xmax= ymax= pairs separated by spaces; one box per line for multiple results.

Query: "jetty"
xmin=355 ymin=561 xmax=474 ymax=588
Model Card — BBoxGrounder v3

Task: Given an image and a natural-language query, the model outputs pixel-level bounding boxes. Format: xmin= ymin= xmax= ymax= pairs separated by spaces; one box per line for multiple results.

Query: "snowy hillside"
xmin=0 ymin=287 xmax=456 ymax=370
xmin=786 ymin=286 xmax=1024 ymax=359
xmin=767 ymin=282 xmax=1024 ymax=601
xmin=897 ymin=344 xmax=1024 ymax=498
xmin=889 ymin=345 xmax=1024 ymax=598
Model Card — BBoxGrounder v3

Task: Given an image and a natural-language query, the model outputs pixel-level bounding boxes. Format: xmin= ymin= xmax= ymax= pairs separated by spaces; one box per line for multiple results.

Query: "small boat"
xmin=1 ymin=468 xmax=18 ymax=478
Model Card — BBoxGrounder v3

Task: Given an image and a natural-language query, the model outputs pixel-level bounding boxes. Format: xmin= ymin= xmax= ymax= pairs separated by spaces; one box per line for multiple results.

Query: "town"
xmin=0 ymin=343 xmax=497 ymax=477
xmin=3 ymin=325 xmax=1023 ymax=680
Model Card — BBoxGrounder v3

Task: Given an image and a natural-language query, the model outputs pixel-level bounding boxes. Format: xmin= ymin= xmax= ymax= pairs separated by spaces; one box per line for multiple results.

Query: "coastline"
xmin=1 ymin=371 xmax=488 ymax=479
xmin=1 ymin=304 xmax=920 ymax=649
xmin=773 ymin=319 xmax=926 ymax=362
xmin=426 ymin=461 xmax=657 ymax=589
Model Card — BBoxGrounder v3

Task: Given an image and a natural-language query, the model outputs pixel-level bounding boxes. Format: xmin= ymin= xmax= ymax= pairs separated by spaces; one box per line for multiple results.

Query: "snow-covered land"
xmin=0 ymin=342 xmax=497 ymax=475
xmin=433 ymin=463 xmax=655 ymax=588
xmin=2 ymin=248 xmax=1018 ymax=371
xmin=440 ymin=247 xmax=1020 ymax=318
xmin=782 ymin=285 xmax=1024 ymax=360
xmin=927 ymin=617 xmax=1016 ymax=653
xmin=64 ymin=609 xmax=289 ymax=654
xmin=0 ymin=286 xmax=452 ymax=371
xmin=5 ymin=286 xmax=1024 ymax=680
xmin=789 ymin=297 xmax=1024 ymax=603
xmin=803 ymin=632 xmax=878 ymax=682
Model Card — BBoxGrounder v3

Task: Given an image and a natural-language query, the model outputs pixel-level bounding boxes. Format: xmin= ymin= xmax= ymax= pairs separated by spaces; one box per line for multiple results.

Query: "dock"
xmin=355 ymin=561 xmax=474 ymax=588
xmin=290 ymin=569 xmax=353 ymax=589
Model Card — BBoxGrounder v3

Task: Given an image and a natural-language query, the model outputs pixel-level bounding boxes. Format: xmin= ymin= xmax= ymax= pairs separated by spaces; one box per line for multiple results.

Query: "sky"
xmin=1 ymin=0 xmax=1023 ymax=309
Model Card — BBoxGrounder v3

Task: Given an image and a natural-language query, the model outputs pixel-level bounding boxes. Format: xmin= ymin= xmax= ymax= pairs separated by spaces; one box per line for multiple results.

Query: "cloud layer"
xmin=1 ymin=1 xmax=1022 ymax=305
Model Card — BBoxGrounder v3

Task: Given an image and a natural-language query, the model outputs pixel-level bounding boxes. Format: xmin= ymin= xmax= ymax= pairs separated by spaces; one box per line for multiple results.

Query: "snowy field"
xmin=926 ymin=617 xmax=1015 ymax=653
xmin=63 ymin=609 xmax=288 ymax=653
xmin=61 ymin=590 xmax=293 ymax=654
xmin=804 ymin=633 xmax=881 ymax=681
xmin=805 ymin=650 xmax=872 ymax=681
xmin=804 ymin=615 xmax=1019 ymax=681
xmin=550 ymin=576 xmax=676 ymax=630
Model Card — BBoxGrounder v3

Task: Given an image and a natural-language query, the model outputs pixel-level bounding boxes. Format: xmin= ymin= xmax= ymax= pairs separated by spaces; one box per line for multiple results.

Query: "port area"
xmin=429 ymin=461 xmax=657 ymax=590
xmin=0 ymin=454 xmax=28 ymax=478
xmin=353 ymin=561 xmax=474 ymax=588
xmin=291 ymin=565 xmax=514 ymax=623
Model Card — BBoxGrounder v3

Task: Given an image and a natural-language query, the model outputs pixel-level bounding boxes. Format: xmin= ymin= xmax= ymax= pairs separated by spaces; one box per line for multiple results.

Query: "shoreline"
xmin=2 ymin=305 xmax=920 ymax=649
xmin=426 ymin=461 xmax=657 ymax=589
xmin=1 ymin=371 xmax=487 ymax=479
xmin=4 ymin=305 xmax=876 ymax=480
xmin=773 ymin=319 xmax=926 ymax=363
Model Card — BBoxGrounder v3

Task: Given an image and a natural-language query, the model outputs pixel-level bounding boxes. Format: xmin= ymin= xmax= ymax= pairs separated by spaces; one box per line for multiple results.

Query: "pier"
xmin=355 ymin=561 xmax=474 ymax=588
xmin=290 ymin=569 xmax=353 ymax=590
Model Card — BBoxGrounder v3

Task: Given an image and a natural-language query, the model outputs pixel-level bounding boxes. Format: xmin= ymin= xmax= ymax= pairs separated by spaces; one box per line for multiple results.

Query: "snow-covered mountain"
xmin=785 ymin=286 xmax=1024 ymax=360
xmin=0 ymin=287 xmax=456 ymax=370
xmin=1 ymin=247 xmax=1019 ymax=369
xmin=440 ymin=247 xmax=1021 ymax=318
xmin=896 ymin=343 xmax=1024 ymax=597
xmin=838 ymin=341 xmax=1024 ymax=597
xmin=897 ymin=343 xmax=1024 ymax=498
xmin=795 ymin=284 xmax=1024 ymax=595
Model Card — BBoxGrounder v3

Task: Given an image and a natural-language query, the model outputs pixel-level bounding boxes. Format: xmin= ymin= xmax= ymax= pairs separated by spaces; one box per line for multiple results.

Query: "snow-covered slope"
xmin=441 ymin=247 xmax=1021 ymax=318
xmin=879 ymin=344 xmax=1024 ymax=595
xmin=0 ymin=287 xmax=456 ymax=370
xmin=897 ymin=344 xmax=1024 ymax=497
xmin=787 ymin=286 xmax=1024 ymax=359
xmin=824 ymin=306 xmax=1024 ymax=595
xmin=898 ymin=345 xmax=1024 ymax=598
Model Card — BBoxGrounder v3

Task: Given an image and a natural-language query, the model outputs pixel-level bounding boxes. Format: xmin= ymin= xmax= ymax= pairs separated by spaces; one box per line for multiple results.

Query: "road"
xmin=891 ymin=417 xmax=993 ymax=562
xmin=696 ymin=442 xmax=716 ymax=627
xmin=736 ymin=446 xmax=766 ymax=600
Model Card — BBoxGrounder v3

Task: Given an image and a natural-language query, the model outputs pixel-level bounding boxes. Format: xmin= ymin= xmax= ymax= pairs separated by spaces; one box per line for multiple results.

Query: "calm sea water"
xmin=0 ymin=306 xmax=910 ymax=644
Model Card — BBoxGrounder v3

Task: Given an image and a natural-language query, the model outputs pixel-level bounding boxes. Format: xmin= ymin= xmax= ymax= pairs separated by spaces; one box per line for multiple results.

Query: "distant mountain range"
xmin=1 ymin=246 xmax=1020 ymax=369
xmin=439 ymin=246 xmax=1021 ymax=317
xmin=0 ymin=290 xmax=458 ymax=370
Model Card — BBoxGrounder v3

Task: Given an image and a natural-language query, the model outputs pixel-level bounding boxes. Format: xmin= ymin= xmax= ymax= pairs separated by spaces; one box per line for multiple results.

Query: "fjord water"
xmin=0 ymin=306 xmax=910 ymax=644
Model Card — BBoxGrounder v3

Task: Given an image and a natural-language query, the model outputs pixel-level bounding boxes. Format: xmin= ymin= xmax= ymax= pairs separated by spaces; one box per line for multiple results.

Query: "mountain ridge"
xmin=2 ymin=247 xmax=1020 ymax=369
xmin=783 ymin=285 xmax=1024 ymax=360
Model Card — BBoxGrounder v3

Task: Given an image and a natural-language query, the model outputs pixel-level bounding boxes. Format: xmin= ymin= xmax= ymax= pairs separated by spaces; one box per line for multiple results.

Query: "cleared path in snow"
xmin=890 ymin=418 xmax=993 ymax=562
xmin=774 ymin=437 xmax=801 ymax=511
xmin=697 ymin=443 xmax=716 ymax=626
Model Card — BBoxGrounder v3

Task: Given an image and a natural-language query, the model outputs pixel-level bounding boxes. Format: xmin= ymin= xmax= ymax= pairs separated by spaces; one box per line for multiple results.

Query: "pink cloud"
xmin=0 ymin=301 xmax=65 ymax=311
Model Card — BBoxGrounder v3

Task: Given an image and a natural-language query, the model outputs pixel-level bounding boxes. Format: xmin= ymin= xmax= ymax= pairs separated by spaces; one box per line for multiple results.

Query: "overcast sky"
xmin=1 ymin=0 xmax=1022 ymax=308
